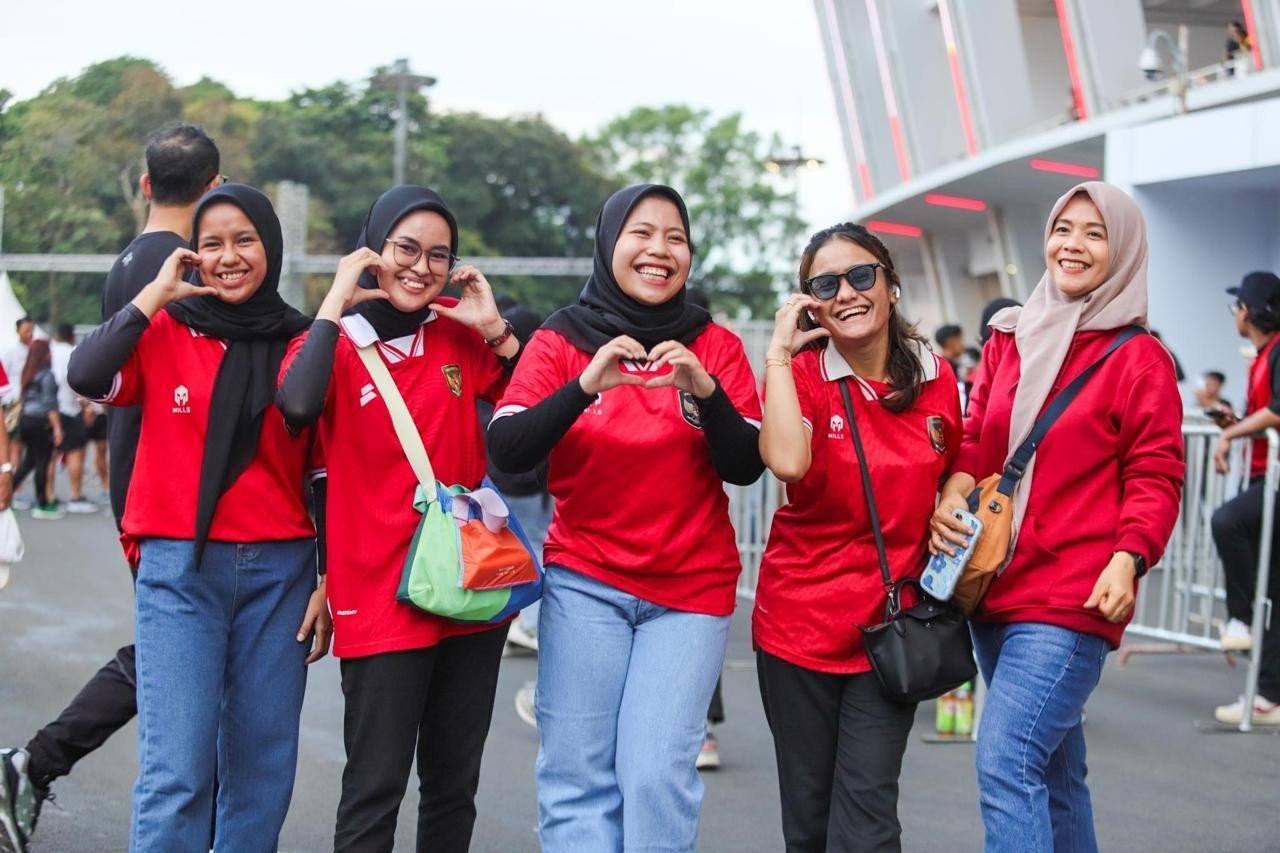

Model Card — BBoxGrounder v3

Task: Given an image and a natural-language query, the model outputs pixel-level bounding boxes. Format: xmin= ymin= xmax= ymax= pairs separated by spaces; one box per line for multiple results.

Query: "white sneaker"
xmin=1214 ymin=694 xmax=1280 ymax=725
xmin=1220 ymin=618 xmax=1253 ymax=651
xmin=514 ymin=683 xmax=537 ymax=729
xmin=65 ymin=499 xmax=97 ymax=514
xmin=696 ymin=728 xmax=721 ymax=771
xmin=506 ymin=621 xmax=538 ymax=653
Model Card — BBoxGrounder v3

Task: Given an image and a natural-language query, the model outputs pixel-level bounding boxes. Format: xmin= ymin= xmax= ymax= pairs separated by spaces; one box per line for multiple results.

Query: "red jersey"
xmin=493 ymin=325 xmax=762 ymax=616
xmin=1245 ymin=335 xmax=1280 ymax=479
xmin=954 ymin=329 xmax=1185 ymax=647
xmin=100 ymin=311 xmax=315 ymax=543
xmin=753 ymin=344 xmax=962 ymax=674
xmin=286 ymin=308 xmax=509 ymax=658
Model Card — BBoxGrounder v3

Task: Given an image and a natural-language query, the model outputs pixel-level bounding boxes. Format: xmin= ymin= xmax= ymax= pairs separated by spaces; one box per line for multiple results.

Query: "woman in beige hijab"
xmin=930 ymin=182 xmax=1184 ymax=851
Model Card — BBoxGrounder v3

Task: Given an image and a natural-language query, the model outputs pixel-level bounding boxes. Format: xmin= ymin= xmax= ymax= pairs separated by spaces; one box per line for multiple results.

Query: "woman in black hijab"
xmin=68 ymin=183 xmax=329 ymax=853
xmin=276 ymin=185 xmax=520 ymax=852
xmin=487 ymin=184 xmax=764 ymax=851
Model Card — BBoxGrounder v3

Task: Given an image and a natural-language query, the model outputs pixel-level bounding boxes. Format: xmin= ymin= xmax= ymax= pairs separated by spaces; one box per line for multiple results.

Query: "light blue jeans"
xmin=972 ymin=621 xmax=1109 ymax=853
xmin=131 ymin=538 xmax=315 ymax=853
xmin=535 ymin=565 xmax=730 ymax=852
xmin=506 ymin=492 xmax=553 ymax=633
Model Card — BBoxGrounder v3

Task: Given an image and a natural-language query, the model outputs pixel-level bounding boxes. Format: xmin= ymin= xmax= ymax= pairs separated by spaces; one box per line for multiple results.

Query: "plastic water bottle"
xmin=954 ymin=681 xmax=975 ymax=736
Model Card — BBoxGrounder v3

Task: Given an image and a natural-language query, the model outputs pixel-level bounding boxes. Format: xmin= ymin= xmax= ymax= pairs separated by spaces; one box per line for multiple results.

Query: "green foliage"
xmin=0 ymin=61 xmax=801 ymax=322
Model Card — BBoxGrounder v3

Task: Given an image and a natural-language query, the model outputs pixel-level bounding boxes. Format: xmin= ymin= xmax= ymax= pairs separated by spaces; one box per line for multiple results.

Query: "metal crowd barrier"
xmin=727 ymin=415 xmax=1278 ymax=733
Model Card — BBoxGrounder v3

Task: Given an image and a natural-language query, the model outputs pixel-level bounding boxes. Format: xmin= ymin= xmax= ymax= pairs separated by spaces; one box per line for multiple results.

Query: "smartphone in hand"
xmin=920 ymin=509 xmax=984 ymax=601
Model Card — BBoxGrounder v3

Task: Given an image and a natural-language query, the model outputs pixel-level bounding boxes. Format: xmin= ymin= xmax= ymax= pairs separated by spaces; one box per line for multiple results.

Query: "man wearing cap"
xmin=1209 ymin=270 xmax=1280 ymax=725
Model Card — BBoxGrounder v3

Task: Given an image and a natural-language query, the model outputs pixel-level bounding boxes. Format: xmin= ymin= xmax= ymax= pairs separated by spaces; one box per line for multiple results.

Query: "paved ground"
xmin=2 ymin=505 xmax=1278 ymax=851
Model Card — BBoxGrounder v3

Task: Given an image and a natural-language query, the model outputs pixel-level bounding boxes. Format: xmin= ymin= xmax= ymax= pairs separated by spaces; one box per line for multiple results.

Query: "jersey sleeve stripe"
xmin=490 ymin=403 xmax=528 ymax=421
xmin=91 ymin=372 xmax=124 ymax=404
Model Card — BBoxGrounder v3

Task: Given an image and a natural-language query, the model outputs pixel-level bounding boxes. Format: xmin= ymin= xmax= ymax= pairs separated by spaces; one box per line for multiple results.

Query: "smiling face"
xmin=610 ymin=195 xmax=692 ymax=306
xmin=1046 ymin=193 xmax=1111 ymax=299
xmin=375 ymin=209 xmax=454 ymax=314
xmin=196 ymin=203 xmax=268 ymax=304
xmin=806 ymin=237 xmax=896 ymax=346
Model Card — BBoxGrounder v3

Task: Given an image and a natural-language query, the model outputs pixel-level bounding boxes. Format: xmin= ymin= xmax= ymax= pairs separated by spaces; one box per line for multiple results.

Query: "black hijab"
xmin=349 ymin=185 xmax=460 ymax=340
xmin=544 ymin=184 xmax=709 ymax=353
xmin=167 ymin=183 xmax=310 ymax=568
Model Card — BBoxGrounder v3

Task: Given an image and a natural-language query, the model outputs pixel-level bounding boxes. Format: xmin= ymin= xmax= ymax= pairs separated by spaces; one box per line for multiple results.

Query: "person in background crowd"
xmin=0 ymin=123 xmax=224 ymax=853
xmin=13 ymin=340 xmax=64 ymax=521
xmin=756 ymin=223 xmax=961 ymax=852
xmin=68 ymin=183 xmax=328 ymax=853
xmin=934 ymin=323 xmax=965 ymax=371
xmin=276 ymin=185 xmax=520 ymax=852
xmin=932 ymin=182 xmax=1184 ymax=852
xmin=3 ymin=317 xmax=36 ymax=508
xmin=979 ymin=298 xmax=1022 ymax=347
xmin=488 ymin=183 xmax=763 ymax=852
xmin=1226 ymin=20 xmax=1252 ymax=72
xmin=1209 ymin=271 xmax=1280 ymax=724
xmin=85 ymin=401 xmax=109 ymax=496
xmin=1195 ymin=370 xmax=1233 ymax=416
xmin=1150 ymin=329 xmax=1186 ymax=382
xmin=49 ymin=323 xmax=97 ymax=514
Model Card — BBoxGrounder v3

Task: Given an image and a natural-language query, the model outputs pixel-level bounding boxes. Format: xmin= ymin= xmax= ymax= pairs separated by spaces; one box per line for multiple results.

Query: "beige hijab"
xmin=986 ymin=181 xmax=1150 ymax=543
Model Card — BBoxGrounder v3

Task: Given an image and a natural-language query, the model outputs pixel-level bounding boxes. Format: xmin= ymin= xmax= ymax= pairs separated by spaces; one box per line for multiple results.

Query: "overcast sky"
xmin=2 ymin=0 xmax=854 ymax=231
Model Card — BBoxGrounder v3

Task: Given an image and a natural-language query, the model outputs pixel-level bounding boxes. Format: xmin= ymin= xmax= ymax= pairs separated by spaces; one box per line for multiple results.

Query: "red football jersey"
xmin=753 ymin=344 xmax=962 ymax=674
xmin=287 ymin=310 xmax=509 ymax=658
xmin=493 ymin=324 xmax=762 ymax=616
xmin=100 ymin=311 xmax=315 ymax=543
xmin=1246 ymin=335 xmax=1280 ymax=479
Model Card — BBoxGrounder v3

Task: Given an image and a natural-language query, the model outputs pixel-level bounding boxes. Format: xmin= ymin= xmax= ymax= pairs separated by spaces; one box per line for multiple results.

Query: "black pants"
xmin=25 ymin=645 xmax=137 ymax=789
xmin=14 ymin=415 xmax=54 ymax=502
xmin=757 ymin=650 xmax=916 ymax=853
xmin=334 ymin=626 xmax=507 ymax=853
xmin=1211 ymin=476 xmax=1280 ymax=698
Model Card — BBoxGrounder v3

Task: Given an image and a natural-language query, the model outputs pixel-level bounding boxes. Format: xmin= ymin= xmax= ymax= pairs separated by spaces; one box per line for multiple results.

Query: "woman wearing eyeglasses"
xmin=276 ymin=186 xmax=520 ymax=852
xmin=755 ymin=223 xmax=962 ymax=852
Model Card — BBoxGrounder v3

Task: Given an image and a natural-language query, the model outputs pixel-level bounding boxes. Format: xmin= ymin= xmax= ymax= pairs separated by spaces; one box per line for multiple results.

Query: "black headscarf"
xmin=543 ymin=184 xmax=709 ymax=353
xmin=349 ymin=185 xmax=460 ymax=340
xmin=167 ymin=183 xmax=311 ymax=568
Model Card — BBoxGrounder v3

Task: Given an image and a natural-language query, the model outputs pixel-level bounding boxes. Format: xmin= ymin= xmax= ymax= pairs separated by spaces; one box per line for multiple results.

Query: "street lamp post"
xmin=371 ymin=59 xmax=437 ymax=186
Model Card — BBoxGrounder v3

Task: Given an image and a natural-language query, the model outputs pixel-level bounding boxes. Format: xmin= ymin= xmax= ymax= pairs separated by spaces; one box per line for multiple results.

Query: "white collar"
xmin=820 ymin=339 xmax=940 ymax=399
xmin=339 ymin=311 xmax=437 ymax=349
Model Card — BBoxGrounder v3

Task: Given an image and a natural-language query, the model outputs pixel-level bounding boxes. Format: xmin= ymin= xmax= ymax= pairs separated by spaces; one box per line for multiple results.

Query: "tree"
xmin=585 ymin=105 xmax=805 ymax=317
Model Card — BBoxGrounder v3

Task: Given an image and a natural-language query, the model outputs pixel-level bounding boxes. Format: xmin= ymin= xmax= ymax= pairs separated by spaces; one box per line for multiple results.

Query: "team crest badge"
xmin=926 ymin=415 xmax=946 ymax=454
xmin=441 ymin=364 xmax=463 ymax=398
xmin=679 ymin=391 xmax=703 ymax=428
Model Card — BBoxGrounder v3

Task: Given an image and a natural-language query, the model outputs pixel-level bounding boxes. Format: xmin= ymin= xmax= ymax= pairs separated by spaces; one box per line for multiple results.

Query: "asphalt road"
xmin=2 ymin=506 xmax=1278 ymax=851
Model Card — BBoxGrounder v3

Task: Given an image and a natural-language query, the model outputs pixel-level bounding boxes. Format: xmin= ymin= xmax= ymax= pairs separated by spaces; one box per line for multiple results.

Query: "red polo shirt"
xmin=753 ymin=343 xmax=962 ymax=674
xmin=100 ymin=311 xmax=315 ymax=543
xmin=284 ymin=308 xmax=509 ymax=658
xmin=953 ymin=329 xmax=1185 ymax=647
xmin=493 ymin=324 xmax=762 ymax=616
xmin=1246 ymin=335 xmax=1280 ymax=479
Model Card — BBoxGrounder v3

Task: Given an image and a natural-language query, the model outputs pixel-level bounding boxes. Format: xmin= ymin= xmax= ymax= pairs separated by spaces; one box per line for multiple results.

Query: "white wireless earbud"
xmin=892 ymin=285 xmax=901 ymax=298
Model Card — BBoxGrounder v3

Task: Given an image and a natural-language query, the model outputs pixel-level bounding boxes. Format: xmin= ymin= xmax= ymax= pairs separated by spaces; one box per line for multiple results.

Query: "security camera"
xmin=1138 ymin=45 xmax=1161 ymax=80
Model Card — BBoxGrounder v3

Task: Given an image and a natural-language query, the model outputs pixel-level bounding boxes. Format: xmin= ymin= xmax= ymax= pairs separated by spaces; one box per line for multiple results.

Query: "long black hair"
xmin=797 ymin=222 xmax=929 ymax=413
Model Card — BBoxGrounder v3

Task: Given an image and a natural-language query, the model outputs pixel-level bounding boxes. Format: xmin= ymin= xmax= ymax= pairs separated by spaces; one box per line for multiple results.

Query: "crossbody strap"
xmin=838 ymin=379 xmax=893 ymax=593
xmin=997 ymin=325 xmax=1145 ymax=496
xmin=354 ymin=342 xmax=437 ymax=495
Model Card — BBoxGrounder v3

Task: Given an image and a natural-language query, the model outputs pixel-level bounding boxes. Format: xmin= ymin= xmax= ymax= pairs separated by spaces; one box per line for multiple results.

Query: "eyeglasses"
xmin=1230 ymin=300 xmax=1244 ymax=315
xmin=803 ymin=262 xmax=886 ymax=301
xmin=384 ymin=240 xmax=458 ymax=271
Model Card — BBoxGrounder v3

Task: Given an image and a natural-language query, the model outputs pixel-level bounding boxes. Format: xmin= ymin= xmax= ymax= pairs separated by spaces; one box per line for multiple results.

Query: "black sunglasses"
xmin=804 ymin=262 xmax=886 ymax=300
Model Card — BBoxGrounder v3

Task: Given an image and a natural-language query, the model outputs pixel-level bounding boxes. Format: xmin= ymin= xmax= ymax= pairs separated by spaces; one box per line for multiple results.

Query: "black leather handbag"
xmin=838 ymin=380 xmax=977 ymax=705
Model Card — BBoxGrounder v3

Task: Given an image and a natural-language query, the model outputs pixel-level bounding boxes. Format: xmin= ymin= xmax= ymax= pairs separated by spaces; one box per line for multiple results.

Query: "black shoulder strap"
xmin=838 ymin=379 xmax=893 ymax=592
xmin=998 ymin=325 xmax=1145 ymax=496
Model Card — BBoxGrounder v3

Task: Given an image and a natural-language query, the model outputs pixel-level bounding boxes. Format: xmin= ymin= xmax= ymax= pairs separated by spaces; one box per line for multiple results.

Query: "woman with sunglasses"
xmin=68 ymin=184 xmax=326 ymax=852
xmin=755 ymin=223 xmax=961 ymax=852
xmin=930 ymin=183 xmax=1183 ymax=852
xmin=276 ymin=186 xmax=519 ymax=852
xmin=487 ymin=184 xmax=763 ymax=852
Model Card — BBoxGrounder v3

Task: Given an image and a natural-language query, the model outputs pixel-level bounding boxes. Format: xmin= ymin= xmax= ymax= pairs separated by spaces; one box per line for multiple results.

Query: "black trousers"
xmin=334 ymin=626 xmax=507 ymax=853
xmin=14 ymin=415 xmax=54 ymax=502
xmin=25 ymin=644 xmax=137 ymax=789
xmin=757 ymin=650 xmax=916 ymax=853
xmin=1211 ymin=476 xmax=1280 ymax=698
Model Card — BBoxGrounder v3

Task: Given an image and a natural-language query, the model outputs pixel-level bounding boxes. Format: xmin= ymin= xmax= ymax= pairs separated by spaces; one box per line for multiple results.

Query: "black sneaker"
xmin=0 ymin=748 xmax=42 ymax=853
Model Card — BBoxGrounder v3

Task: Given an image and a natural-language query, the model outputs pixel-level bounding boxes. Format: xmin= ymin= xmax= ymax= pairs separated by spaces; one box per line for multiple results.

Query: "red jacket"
xmin=955 ymin=329 xmax=1184 ymax=646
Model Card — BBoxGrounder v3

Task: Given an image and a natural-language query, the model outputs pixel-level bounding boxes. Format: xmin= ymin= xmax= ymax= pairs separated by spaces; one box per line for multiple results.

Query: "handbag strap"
xmin=838 ymin=379 xmax=895 ymax=599
xmin=354 ymin=342 xmax=437 ymax=495
xmin=997 ymin=325 xmax=1145 ymax=496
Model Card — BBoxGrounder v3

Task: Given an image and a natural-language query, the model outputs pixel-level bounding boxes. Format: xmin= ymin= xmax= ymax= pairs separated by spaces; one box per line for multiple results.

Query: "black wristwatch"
xmin=1121 ymin=550 xmax=1148 ymax=578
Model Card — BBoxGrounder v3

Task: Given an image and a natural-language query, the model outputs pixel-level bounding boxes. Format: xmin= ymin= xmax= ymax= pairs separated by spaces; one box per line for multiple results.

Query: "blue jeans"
xmin=972 ymin=622 xmax=1109 ymax=853
xmin=131 ymin=538 xmax=315 ymax=853
xmin=506 ymin=492 xmax=553 ymax=633
xmin=536 ymin=566 xmax=730 ymax=852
